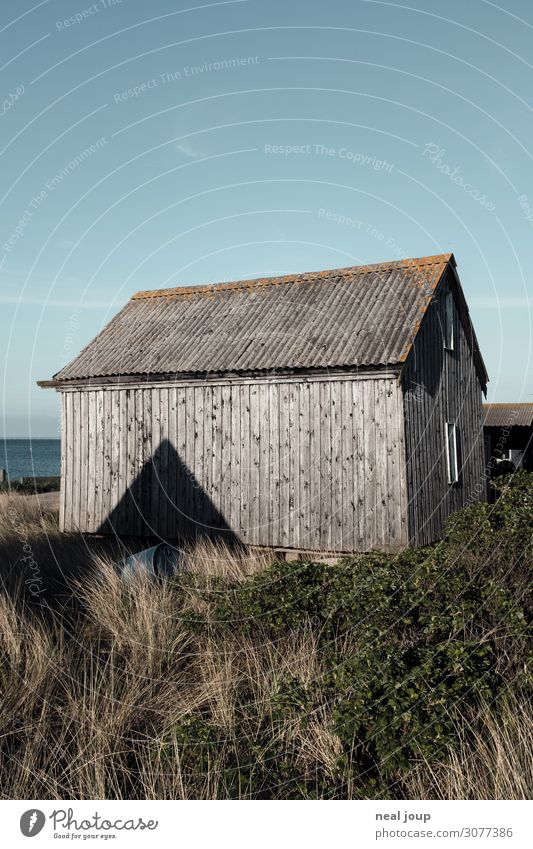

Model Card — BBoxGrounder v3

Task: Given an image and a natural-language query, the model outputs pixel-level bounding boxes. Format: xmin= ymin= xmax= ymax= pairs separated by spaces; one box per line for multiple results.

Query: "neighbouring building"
xmin=39 ymin=253 xmax=488 ymax=553
xmin=483 ymin=403 xmax=533 ymax=474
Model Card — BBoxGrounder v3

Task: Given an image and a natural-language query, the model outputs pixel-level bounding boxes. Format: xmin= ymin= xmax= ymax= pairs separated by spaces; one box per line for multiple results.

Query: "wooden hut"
xmin=39 ymin=253 xmax=488 ymax=553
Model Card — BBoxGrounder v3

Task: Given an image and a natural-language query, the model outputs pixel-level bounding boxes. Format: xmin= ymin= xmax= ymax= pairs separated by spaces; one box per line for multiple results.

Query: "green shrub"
xmin=212 ymin=559 xmax=330 ymax=633
xmin=491 ymin=471 xmax=533 ymax=566
xmin=199 ymin=474 xmax=532 ymax=794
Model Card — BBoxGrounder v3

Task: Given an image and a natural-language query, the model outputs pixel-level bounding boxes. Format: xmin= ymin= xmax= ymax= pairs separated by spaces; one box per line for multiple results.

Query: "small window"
xmin=444 ymin=291 xmax=454 ymax=350
xmin=446 ymin=422 xmax=459 ymax=484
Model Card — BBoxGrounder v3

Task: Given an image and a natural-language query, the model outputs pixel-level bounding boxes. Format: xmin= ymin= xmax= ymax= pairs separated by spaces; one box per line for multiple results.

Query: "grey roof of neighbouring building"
xmin=41 ymin=253 xmax=488 ymax=388
xmin=483 ymin=403 xmax=533 ymax=428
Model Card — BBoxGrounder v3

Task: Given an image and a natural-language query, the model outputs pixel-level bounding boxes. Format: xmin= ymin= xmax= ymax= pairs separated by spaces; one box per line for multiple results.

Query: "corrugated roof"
xmin=483 ymin=403 xmax=533 ymax=428
xmin=43 ymin=253 xmax=485 ymax=386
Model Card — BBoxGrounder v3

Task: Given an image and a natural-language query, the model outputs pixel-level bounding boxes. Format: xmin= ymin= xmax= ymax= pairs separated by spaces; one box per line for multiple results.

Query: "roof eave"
xmin=38 ymin=363 xmax=403 ymax=391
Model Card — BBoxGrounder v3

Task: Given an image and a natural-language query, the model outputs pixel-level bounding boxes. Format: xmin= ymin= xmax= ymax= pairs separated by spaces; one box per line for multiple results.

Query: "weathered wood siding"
xmin=60 ymin=374 xmax=408 ymax=552
xmin=402 ymin=273 xmax=486 ymax=547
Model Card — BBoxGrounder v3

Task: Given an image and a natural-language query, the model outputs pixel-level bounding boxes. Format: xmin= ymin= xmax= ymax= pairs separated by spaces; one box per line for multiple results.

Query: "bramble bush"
xmin=163 ymin=472 xmax=531 ymax=797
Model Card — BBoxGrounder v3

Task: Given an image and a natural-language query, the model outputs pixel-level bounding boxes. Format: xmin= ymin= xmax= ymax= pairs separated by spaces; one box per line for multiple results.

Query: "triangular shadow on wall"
xmin=97 ymin=438 xmax=239 ymax=546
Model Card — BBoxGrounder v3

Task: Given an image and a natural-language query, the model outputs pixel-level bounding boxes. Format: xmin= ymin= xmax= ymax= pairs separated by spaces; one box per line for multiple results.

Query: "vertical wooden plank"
xmin=269 ymin=382 xmax=280 ymax=548
xmin=394 ymin=379 xmax=409 ymax=548
xmin=384 ymin=380 xmax=396 ymax=550
xmin=240 ymin=383 xmax=250 ymax=544
xmin=63 ymin=392 xmax=72 ymax=532
xmin=195 ymin=385 xmax=207 ymax=536
xmin=432 ymin=304 xmax=442 ymax=535
xmin=159 ymin=387 xmax=170 ymax=537
xmin=415 ymin=314 xmax=426 ymax=544
xmin=259 ymin=383 xmax=271 ymax=547
xmin=102 ymin=390 xmax=113 ymax=533
xmin=184 ymin=386 xmax=196 ymax=539
xmin=75 ymin=391 xmax=82 ymax=532
xmin=353 ymin=380 xmax=365 ymax=551
xmin=309 ymin=381 xmax=322 ymax=551
xmin=230 ymin=384 xmax=242 ymax=539
xmin=288 ymin=382 xmax=300 ymax=550
xmin=298 ymin=381 xmax=311 ymax=550
xmin=374 ymin=379 xmax=387 ymax=550
xmin=78 ymin=391 xmax=89 ymax=533
xmin=59 ymin=393 xmax=66 ymax=532
xmin=109 ymin=391 xmax=120 ymax=533
xmin=96 ymin=390 xmax=104 ymax=533
xmin=159 ymin=386 xmax=170 ymax=538
xmin=431 ymin=295 xmax=440 ymax=532
xmin=129 ymin=389 xmax=138 ymax=536
xmin=413 ymin=331 xmax=425 ymax=546
xmin=176 ymin=387 xmax=187 ymax=538
xmin=136 ymin=388 xmax=148 ymax=537
xmin=149 ymin=387 xmax=160 ymax=536
xmin=411 ymin=352 xmax=421 ymax=545
xmin=340 ymin=379 xmax=354 ymax=552
xmin=199 ymin=384 xmax=210 ymax=537
xmin=93 ymin=390 xmax=104 ymax=532
xmin=319 ymin=380 xmax=331 ymax=551
xmin=125 ymin=389 xmax=135 ymax=535
xmin=331 ymin=380 xmax=343 ymax=551
xmin=115 ymin=389 xmax=127 ymax=535
xmin=424 ymin=307 xmax=436 ymax=539
xmin=59 ymin=394 xmax=66 ymax=532
xmin=71 ymin=392 xmax=81 ymax=532
xmin=279 ymin=382 xmax=291 ymax=548
xmin=167 ymin=387 xmax=178 ymax=539
xmin=182 ymin=386 xmax=195 ymax=537
xmin=221 ymin=383 xmax=232 ymax=533
xmin=364 ymin=379 xmax=377 ymax=550
xmin=141 ymin=387 xmax=151 ymax=536
xmin=210 ymin=383 xmax=220 ymax=534
xmin=63 ymin=392 xmax=73 ymax=532
xmin=249 ymin=383 xmax=260 ymax=545
xmin=93 ymin=389 xmax=101 ymax=533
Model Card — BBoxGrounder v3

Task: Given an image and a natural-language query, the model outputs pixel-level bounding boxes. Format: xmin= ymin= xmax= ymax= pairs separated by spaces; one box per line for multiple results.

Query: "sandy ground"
xmin=19 ymin=490 xmax=60 ymax=512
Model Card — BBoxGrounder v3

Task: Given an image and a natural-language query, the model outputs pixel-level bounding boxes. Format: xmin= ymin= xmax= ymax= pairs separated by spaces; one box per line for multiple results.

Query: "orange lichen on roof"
xmin=131 ymin=254 xmax=454 ymax=301
xmin=44 ymin=251 xmax=489 ymax=391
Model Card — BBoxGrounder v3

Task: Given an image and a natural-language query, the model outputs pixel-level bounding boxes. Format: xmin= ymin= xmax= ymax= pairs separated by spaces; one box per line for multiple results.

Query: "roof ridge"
xmin=132 ymin=253 xmax=453 ymax=301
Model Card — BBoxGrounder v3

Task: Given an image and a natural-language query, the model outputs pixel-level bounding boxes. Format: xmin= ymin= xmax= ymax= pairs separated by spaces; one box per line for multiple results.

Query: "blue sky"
xmin=1 ymin=0 xmax=532 ymax=436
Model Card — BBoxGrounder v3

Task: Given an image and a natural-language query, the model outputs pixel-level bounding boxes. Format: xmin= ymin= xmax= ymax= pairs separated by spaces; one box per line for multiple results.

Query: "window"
xmin=446 ymin=422 xmax=459 ymax=484
xmin=444 ymin=291 xmax=454 ymax=350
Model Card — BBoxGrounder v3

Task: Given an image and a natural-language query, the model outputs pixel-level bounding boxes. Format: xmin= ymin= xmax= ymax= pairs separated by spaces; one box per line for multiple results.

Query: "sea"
xmin=0 ymin=439 xmax=61 ymax=481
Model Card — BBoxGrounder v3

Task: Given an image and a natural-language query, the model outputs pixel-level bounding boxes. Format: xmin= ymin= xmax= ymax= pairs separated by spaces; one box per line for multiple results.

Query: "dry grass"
xmin=0 ymin=494 xmax=530 ymax=799
xmin=405 ymin=697 xmax=533 ymax=800
xmin=0 ymin=491 xmax=59 ymax=541
xmin=184 ymin=538 xmax=271 ymax=582
xmin=0 ymin=492 xmax=128 ymax=595
xmin=0 ymin=566 xmax=339 ymax=798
